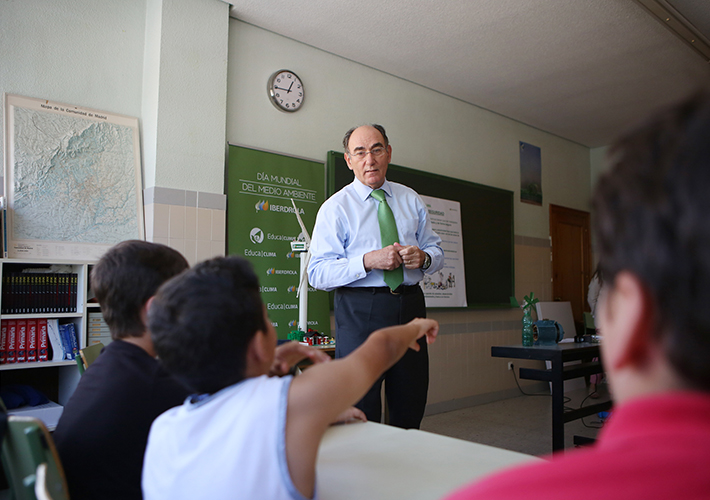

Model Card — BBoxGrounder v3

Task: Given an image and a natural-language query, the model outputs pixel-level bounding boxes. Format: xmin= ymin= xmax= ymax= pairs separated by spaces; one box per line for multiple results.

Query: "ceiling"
xmin=229 ymin=0 xmax=710 ymax=148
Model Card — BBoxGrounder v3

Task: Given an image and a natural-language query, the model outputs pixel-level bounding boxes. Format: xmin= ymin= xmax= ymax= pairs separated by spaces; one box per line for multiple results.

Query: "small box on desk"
xmin=8 ymin=400 xmax=63 ymax=431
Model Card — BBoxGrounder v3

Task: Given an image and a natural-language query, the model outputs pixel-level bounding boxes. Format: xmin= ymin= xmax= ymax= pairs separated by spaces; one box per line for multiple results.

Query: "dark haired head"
xmin=148 ymin=256 xmax=268 ymax=394
xmin=91 ymin=240 xmax=189 ymax=340
xmin=343 ymin=124 xmax=389 ymax=152
xmin=592 ymin=90 xmax=710 ymax=391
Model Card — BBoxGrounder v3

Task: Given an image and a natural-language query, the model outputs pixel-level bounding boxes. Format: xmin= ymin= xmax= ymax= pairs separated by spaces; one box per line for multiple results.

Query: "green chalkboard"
xmin=327 ymin=151 xmax=514 ymax=308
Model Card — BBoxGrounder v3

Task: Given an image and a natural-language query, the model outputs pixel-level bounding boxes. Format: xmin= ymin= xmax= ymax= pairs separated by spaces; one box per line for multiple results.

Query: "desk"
xmin=312 ymin=345 xmax=335 ymax=356
xmin=296 ymin=345 xmax=335 ymax=371
xmin=316 ymin=421 xmax=538 ymax=499
xmin=491 ymin=342 xmax=612 ymax=452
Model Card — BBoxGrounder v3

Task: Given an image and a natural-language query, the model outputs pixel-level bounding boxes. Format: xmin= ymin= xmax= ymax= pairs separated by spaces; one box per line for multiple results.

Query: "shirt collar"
xmin=186 ymin=378 xmax=250 ymax=409
xmin=351 ymin=178 xmax=392 ymax=202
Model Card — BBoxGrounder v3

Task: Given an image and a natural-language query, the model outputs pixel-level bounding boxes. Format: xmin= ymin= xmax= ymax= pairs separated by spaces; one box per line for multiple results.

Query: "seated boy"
xmin=142 ymin=256 xmax=439 ymax=500
xmin=53 ymin=240 xmax=191 ymax=500
xmin=54 ymin=241 xmax=329 ymax=500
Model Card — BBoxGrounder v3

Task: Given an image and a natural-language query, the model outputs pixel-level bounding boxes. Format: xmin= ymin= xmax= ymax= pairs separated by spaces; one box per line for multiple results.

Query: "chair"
xmin=34 ymin=463 xmax=53 ymax=500
xmin=1 ymin=416 xmax=69 ymax=500
xmin=75 ymin=342 xmax=104 ymax=376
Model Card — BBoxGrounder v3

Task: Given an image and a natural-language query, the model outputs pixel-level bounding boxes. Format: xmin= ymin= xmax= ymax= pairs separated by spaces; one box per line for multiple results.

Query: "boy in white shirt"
xmin=142 ymin=255 xmax=438 ymax=500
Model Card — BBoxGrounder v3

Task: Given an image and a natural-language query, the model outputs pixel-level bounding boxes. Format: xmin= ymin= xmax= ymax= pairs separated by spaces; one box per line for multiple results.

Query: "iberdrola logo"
xmin=287 ymin=285 xmax=298 ymax=293
xmin=286 ymin=251 xmax=296 ymax=259
xmin=266 ymin=268 xmax=275 ymax=275
xmin=289 ymin=320 xmax=298 ymax=328
xmin=255 ymin=200 xmax=270 ymax=212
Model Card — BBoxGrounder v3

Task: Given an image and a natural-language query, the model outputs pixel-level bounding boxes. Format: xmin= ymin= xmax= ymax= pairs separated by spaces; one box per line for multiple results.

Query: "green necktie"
xmin=371 ymin=189 xmax=403 ymax=291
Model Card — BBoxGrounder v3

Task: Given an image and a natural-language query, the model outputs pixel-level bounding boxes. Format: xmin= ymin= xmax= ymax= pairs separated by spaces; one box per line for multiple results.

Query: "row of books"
xmin=1 ymin=272 xmax=78 ymax=314
xmin=0 ymin=319 xmax=78 ymax=364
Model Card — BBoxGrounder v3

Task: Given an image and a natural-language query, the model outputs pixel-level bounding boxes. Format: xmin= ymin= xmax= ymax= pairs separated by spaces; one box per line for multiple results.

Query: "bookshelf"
xmin=0 ymin=258 xmax=93 ymax=406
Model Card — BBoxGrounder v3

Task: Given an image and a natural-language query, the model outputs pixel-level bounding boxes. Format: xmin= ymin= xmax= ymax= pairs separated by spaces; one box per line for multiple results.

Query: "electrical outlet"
xmin=507 ymin=362 xmax=514 ymax=371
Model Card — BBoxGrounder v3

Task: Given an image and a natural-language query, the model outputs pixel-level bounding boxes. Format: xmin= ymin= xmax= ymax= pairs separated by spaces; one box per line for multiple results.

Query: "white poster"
xmin=3 ymin=94 xmax=144 ymax=261
xmin=420 ymin=195 xmax=467 ymax=307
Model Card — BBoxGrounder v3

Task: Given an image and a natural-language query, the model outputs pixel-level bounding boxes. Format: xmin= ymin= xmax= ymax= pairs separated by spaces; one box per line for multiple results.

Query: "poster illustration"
xmin=520 ymin=141 xmax=542 ymax=206
xmin=420 ymin=195 xmax=467 ymax=307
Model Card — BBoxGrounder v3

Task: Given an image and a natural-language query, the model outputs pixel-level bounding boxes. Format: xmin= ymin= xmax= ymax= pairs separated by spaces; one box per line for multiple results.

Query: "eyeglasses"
xmin=347 ymin=146 xmax=387 ymax=159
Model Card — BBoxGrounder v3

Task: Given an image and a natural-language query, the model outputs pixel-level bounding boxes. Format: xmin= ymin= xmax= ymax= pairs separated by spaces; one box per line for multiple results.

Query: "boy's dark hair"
xmin=592 ymin=90 xmax=710 ymax=391
xmin=148 ymin=256 xmax=268 ymax=394
xmin=91 ymin=240 xmax=189 ymax=340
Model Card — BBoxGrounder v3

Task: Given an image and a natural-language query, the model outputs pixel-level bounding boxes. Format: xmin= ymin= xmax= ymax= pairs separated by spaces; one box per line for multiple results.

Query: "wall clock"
xmin=267 ymin=70 xmax=304 ymax=112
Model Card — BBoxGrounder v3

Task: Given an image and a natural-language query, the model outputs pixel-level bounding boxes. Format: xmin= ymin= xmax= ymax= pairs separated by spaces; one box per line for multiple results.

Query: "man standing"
xmin=444 ymin=91 xmax=710 ymax=499
xmin=308 ymin=124 xmax=443 ymax=428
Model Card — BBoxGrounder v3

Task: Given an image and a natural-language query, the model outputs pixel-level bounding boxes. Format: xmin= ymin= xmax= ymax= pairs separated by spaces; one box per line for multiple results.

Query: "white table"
xmin=316 ymin=421 xmax=539 ymax=500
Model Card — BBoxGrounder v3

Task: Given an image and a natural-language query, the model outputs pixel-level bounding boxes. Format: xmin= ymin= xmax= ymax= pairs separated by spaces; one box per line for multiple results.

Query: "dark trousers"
xmin=334 ymin=285 xmax=428 ymax=429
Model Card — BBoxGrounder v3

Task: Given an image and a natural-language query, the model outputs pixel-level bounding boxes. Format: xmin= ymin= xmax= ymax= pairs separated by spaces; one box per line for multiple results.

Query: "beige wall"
xmin=227 ymin=20 xmax=593 ymax=239
xmin=590 ymin=146 xmax=610 ymax=191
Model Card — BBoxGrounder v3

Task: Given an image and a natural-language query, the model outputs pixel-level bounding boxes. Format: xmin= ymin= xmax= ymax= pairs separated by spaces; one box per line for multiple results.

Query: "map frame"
xmin=3 ymin=93 xmax=144 ymax=261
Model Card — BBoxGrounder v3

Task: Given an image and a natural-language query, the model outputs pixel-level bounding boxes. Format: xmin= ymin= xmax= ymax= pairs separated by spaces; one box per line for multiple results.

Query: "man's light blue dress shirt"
xmin=308 ymin=179 xmax=444 ymax=292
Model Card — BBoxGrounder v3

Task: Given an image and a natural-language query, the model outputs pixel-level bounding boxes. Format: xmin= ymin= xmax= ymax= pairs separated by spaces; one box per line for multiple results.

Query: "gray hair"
xmin=342 ymin=124 xmax=389 ymax=152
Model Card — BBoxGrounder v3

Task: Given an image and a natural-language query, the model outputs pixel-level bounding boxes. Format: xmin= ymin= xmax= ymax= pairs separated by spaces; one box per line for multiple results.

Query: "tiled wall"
xmin=143 ymin=187 xmax=226 ymax=266
xmin=424 ymin=235 xmax=552 ymax=414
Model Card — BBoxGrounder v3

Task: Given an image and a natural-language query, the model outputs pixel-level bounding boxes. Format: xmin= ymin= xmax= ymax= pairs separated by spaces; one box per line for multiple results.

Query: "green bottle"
xmin=522 ymin=307 xmax=534 ymax=346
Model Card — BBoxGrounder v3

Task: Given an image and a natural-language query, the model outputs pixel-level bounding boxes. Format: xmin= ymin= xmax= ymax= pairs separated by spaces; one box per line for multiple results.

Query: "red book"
xmin=6 ymin=319 xmax=17 ymax=363
xmin=27 ymin=318 xmax=38 ymax=362
xmin=16 ymin=319 xmax=27 ymax=363
xmin=0 ymin=320 xmax=7 ymax=364
xmin=38 ymin=318 xmax=49 ymax=362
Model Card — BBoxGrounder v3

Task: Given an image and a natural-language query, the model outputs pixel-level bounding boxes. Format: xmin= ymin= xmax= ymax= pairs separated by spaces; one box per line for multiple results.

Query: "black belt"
xmin=342 ymin=285 xmax=421 ymax=296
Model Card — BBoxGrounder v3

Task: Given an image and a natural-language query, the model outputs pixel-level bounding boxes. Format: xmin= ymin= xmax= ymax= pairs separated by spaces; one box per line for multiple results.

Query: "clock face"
xmin=268 ymin=70 xmax=304 ymax=112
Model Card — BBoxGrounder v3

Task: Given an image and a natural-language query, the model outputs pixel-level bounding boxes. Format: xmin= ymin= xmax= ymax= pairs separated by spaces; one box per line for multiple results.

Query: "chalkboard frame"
xmin=326 ymin=151 xmax=515 ymax=309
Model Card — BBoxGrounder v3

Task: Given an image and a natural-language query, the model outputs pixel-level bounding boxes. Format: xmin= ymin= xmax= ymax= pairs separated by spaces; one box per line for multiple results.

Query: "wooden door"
xmin=549 ymin=204 xmax=591 ymax=326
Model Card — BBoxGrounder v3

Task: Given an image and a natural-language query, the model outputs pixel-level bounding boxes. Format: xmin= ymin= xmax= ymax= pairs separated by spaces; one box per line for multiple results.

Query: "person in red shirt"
xmin=444 ymin=90 xmax=710 ymax=500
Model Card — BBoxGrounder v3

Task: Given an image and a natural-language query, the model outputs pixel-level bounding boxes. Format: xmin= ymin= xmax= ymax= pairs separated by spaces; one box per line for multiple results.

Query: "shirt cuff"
xmin=351 ymin=254 xmax=367 ymax=281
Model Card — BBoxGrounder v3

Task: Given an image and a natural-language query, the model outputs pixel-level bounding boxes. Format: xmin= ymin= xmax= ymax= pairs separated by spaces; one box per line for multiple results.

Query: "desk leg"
xmin=551 ymin=355 xmax=565 ymax=452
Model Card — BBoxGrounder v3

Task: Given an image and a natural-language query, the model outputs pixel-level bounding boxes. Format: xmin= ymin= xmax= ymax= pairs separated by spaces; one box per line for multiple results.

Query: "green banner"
xmin=227 ymin=145 xmax=330 ymax=340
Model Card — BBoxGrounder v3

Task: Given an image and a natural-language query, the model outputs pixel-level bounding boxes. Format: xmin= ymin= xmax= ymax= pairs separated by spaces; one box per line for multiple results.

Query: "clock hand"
xmin=274 ymin=86 xmax=291 ymax=91
xmin=286 ymin=81 xmax=294 ymax=93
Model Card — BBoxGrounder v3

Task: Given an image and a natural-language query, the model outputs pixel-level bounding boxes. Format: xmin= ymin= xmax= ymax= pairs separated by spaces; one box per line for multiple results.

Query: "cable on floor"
xmin=510 ymin=363 xmax=551 ymax=397
xmin=578 ymin=390 xmax=606 ymax=429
